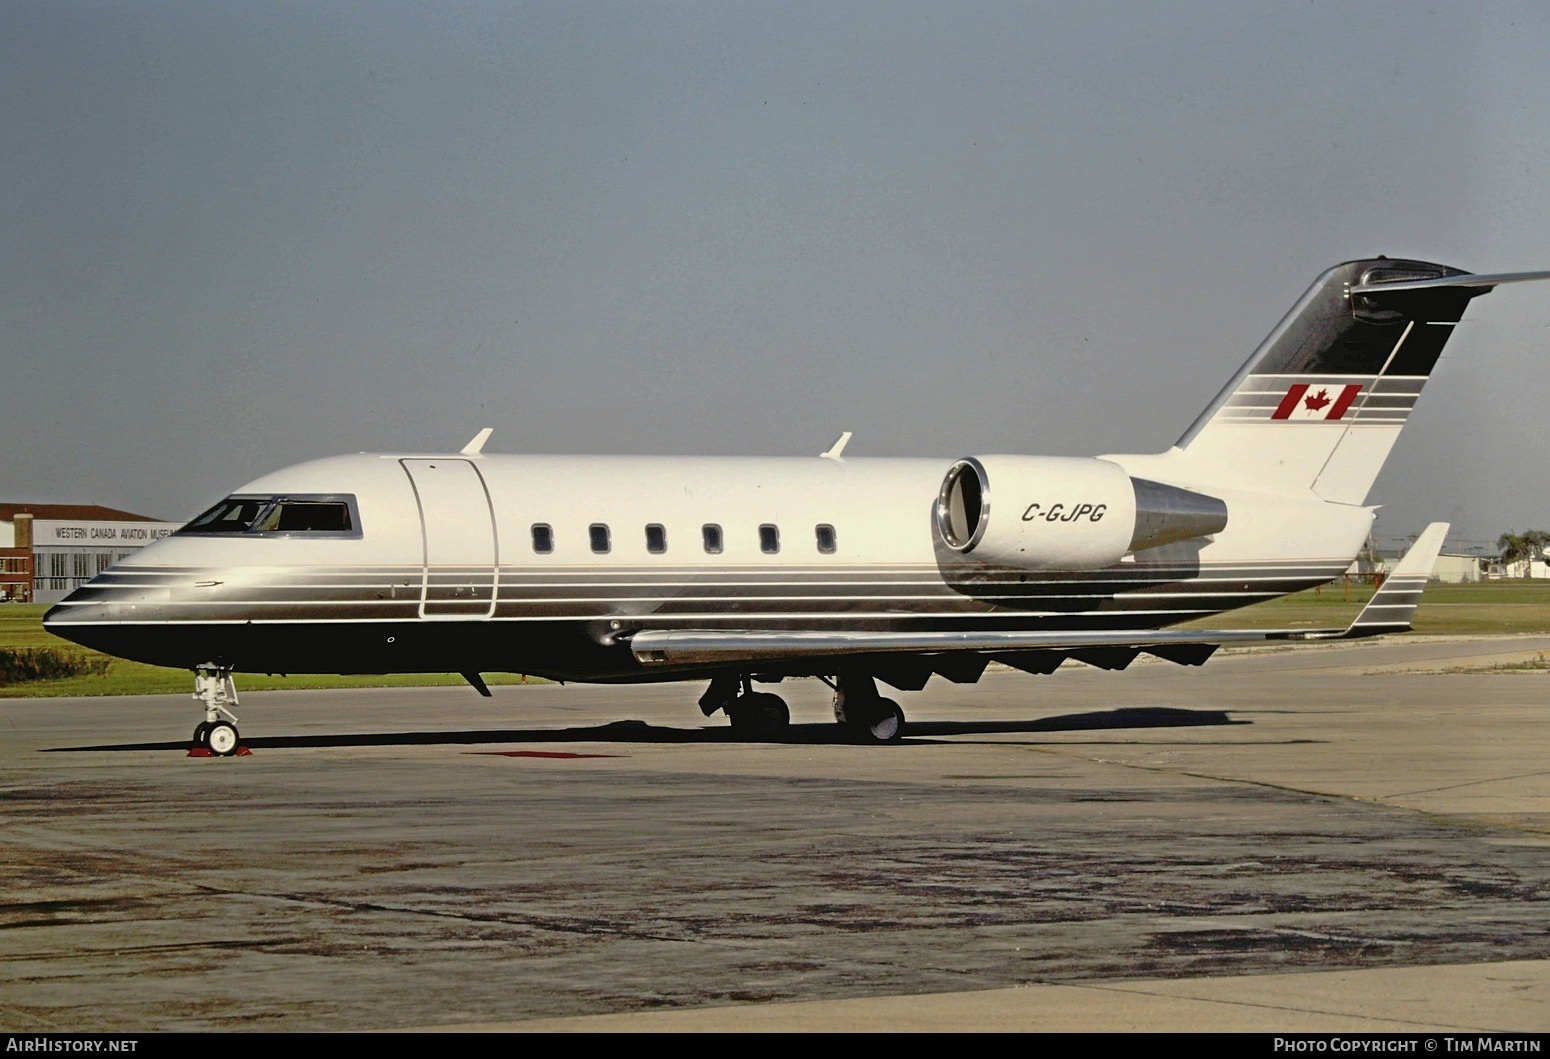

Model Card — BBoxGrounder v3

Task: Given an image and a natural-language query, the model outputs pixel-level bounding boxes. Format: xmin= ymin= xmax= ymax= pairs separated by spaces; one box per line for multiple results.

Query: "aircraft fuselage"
xmin=46 ymin=451 xmax=1369 ymax=681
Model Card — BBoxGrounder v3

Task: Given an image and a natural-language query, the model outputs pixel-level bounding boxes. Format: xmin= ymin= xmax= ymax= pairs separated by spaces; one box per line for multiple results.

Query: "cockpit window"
xmin=178 ymin=495 xmax=360 ymax=537
xmin=255 ymin=502 xmax=352 ymax=533
xmin=182 ymin=497 xmax=272 ymax=533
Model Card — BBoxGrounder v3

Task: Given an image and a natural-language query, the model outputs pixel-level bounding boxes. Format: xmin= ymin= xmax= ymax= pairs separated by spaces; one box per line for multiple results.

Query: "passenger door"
xmin=399 ymin=459 xmax=498 ymax=619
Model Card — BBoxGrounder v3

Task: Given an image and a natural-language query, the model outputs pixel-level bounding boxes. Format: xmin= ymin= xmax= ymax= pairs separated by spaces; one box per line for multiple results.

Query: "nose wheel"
xmin=190 ymin=665 xmax=246 ymax=757
xmin=205 ymin=721 xmax=241 ymax=756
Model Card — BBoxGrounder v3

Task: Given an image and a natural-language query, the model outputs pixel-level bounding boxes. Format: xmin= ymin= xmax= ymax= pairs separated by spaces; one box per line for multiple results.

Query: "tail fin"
xmin=1168 ymin=259 xmax=1542 ymax=502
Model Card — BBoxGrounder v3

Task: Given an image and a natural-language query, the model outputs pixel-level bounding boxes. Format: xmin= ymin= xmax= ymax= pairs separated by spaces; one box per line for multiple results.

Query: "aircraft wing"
xmin=628 ymin=523 xmax=1449 ymax=669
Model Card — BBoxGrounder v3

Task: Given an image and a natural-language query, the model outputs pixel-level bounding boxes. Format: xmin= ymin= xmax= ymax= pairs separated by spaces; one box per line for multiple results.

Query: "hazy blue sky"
xmin=4 ymin=2 xmax=1548 ymax=550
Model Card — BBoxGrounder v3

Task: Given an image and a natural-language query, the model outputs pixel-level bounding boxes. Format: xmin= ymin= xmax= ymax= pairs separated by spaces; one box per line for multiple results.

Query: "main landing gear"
xmin=698 ymin=670 xmax=906 ymax=743
xmin=831 ymin=670 xmax=905 ymax=744
xmin=190 ymin=665 xmax=247 ymax=757
xmin=701 ymin=674 xmax=791 ymax=740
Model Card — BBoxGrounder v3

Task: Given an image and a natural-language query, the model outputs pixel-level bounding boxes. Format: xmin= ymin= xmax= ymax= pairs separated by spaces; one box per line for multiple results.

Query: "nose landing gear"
xmin=190 ymin=665 xmax=248 ymax=757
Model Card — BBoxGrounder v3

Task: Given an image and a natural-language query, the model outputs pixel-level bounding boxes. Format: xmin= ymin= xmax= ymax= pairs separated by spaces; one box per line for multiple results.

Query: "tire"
xmin=728 ymin=692 xmax=790 ymax=741
xmin=206 ymin=721 xmax=240 ymax=756
xmin=857 ymin=699 xmax=905 ymax=743
xmin=752 ymin=693 xmax=790 ymax=739
xmin=192 ymin=721 xmax=212 ymax=747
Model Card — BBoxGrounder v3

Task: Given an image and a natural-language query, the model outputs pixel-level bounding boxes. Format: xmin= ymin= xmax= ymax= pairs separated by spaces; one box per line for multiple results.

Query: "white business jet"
xmin=44 ymin=258 xmax=1550 ymax=754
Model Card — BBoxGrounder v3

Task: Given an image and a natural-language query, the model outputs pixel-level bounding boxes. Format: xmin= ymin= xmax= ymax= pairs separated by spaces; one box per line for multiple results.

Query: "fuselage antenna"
xmin=820 ymin=431 xmax=853 ymax=462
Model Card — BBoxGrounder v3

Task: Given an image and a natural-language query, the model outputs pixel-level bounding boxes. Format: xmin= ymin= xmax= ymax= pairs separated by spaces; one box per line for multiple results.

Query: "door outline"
xmin=399 ymin=458 xmax=499 ymax=619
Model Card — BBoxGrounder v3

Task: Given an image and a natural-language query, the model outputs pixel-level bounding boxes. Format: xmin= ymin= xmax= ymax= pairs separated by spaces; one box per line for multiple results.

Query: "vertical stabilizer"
xmin=1172 ymin=259 xmax=1484 ymax=502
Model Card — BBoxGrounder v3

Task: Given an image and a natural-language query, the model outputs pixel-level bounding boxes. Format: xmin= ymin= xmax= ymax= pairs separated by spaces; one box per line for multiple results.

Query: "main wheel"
xmin=728 ymin=692 xmax=790 ymax=741
xmin=853 ymin=698 xmax=905 ymax=743
xmin=192 ymin=721 xmax=213 ymax=747
xmin=206 ymin=721 xmax=240 ymax=756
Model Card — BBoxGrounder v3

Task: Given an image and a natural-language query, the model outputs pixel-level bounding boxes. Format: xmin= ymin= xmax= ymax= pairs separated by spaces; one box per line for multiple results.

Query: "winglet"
xmin=461 ymin=427 xmax=494 ymax=456
xmin=1326 ymin=521 xmax=1449 ymax=639
xmin=820 ymin=432 xmax=853 ymax=461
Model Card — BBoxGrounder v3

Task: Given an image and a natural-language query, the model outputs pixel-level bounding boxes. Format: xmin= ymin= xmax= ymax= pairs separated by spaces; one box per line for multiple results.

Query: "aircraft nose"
xmin=43 ymin=579 xmax=111 ymax=628
xmin=41 ymin=562 xmax=257 ymax=670
xmin=41 ymin=600 xmax=77 ymax=633
xmin=42 ymin=590 xmax=127 ymax=651
xmin=41 ymin=575 xmax=181 ymax=663
xmin=41 ymin=617 xmax=107 ymax=664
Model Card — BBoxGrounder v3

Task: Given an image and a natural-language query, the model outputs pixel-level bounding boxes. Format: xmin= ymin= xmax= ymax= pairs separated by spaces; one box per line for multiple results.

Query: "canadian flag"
xmin=1271 ymin=383 xmax=1361 ymax=421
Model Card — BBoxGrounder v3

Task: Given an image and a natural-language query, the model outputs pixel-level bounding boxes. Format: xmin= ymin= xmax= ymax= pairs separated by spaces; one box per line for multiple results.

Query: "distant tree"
xmin=1497 ymin=530 xmax=1550 ymax=576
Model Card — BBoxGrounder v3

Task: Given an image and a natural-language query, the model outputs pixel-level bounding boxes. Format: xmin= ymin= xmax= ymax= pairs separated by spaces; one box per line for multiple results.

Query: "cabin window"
xmin=759 ymin=524 xmax=780 ymax=554
xmin=589 ymin=523 xmax=611 ymax=554
xmin=531 ymin=523 xmax=554 ymax=554
xmin=645 ymin=524 xmax=667 ymax=554
xmin=815 ymin=524 xmax=837 ymax=554
xmin=702 ymin=524 xmax=723 ymax=554
xmin=178 ymin=495 xmax=360 ymax=538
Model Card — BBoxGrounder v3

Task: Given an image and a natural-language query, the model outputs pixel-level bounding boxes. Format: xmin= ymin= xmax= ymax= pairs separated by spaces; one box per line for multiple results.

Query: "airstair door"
xmin=399 ymin=459 xmax=498 ymax=619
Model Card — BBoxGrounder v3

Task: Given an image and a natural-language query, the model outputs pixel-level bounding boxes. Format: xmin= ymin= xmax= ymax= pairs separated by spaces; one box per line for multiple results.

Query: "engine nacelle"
xmin=935 ymin=455 xmax=1227 ymax=569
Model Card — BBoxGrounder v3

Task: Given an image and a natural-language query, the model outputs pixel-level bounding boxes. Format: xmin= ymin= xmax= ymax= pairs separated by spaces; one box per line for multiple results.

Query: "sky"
xmin=4 ymin=1 xmax=1549 ymax=553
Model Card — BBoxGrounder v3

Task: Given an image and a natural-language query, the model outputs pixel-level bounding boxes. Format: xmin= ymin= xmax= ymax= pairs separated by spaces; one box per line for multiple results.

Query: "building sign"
xmin=25 ymin=518 xmax=184 ymax=603
xmin=33 ymin=520 xmax=180 ymax=543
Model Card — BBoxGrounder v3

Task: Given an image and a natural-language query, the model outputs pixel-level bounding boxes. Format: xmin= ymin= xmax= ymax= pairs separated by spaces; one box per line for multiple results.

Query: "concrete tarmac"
xmin=2 ymin=635 xmax=1548 ymax=1032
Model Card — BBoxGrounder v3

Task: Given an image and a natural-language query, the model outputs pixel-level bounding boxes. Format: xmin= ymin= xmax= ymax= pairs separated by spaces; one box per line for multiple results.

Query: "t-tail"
xmin=1147 ymin=259 xmax=1550 ymax=503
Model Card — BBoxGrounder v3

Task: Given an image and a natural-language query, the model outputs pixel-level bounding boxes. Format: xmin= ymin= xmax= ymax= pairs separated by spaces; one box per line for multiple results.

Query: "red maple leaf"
xmin=1303 ymin=388 xmax=1332 ymax=412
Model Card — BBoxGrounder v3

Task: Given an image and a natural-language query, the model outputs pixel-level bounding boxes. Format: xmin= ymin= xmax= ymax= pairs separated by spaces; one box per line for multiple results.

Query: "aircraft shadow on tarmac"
xmin=49 ymin=705 xmax=1246 ymax=753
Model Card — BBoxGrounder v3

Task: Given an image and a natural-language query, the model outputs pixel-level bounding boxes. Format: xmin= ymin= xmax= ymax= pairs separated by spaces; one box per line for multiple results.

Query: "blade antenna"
xmin=820 ymin=432 xmax=853 ymax=461
xmin=461 ymin=427 xmax=494 ymax=456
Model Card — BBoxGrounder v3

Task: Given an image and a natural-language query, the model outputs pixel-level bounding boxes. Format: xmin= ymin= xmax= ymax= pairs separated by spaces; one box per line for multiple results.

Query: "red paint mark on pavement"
xmin=471 ymin=750 xmax=622 ymax=759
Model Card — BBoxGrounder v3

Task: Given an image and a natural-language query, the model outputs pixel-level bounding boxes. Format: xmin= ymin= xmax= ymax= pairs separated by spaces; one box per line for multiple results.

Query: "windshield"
xmin=182 ymin=497 xmax=273 ymax=534
xmin=179 ymin=495 xmax=359 ymax=537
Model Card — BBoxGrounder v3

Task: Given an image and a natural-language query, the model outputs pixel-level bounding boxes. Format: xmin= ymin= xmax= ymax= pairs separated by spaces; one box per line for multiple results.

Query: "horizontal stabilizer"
xmin=1349 ymin=270 xmax=1550 ymax=294
xmin=626 ymin=524 xmax=1449 ymax=666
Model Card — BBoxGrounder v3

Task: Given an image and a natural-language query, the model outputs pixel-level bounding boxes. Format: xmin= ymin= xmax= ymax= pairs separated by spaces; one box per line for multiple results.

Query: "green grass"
xmin=0 ymin=604 xmax=542 ymax=698
xmin=6 ymin=579 xmax=1548 ymax=697
xmin=1185 ymin=579 xmax=1550 ymax=637
xmin=0 ymin=605 xmax=67 ymax=650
